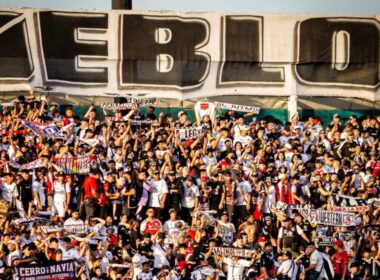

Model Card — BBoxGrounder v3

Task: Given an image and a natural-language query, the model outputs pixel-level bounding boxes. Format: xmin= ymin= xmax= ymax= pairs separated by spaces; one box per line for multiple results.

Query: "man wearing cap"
xmin=149 ymin=170 xmax=168 ymax=220
xmin=331 ymin=239 xmax=348 ymax=280
xmin=277 ymin=218 xmax=309 ymax=257
xmin=5 ymin=239 xmax=20 ymax=267
xmin=52 ymin=171 xmax=71 ymax=223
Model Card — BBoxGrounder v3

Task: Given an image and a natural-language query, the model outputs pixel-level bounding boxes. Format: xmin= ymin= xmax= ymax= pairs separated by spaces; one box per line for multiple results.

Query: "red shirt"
xmin=141 ymin=218 xmax=162 ymax=235
xmin=83 ymin=176 xmax=99 ymax=200
xmin=276 ymin=182 xmax=288 ymax=203
xmin=333 ymin=250 xmax=348 ymax=276
xmin=288 ymin=185 xmax=297 ymax=205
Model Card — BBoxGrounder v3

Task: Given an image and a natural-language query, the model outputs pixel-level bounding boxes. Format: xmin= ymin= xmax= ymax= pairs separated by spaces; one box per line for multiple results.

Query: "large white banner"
xmin=0 ymin=8 xmax=379 ymax=100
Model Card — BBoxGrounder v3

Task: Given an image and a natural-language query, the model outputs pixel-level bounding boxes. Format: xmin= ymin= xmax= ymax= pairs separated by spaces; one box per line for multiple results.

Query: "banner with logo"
xmin=314 ymin=236 xmax=336 ymax=247
xmin=102 ymin=98 xmax=159 ymax=110
xmin=175 ymin=127 xmax=203 ymax=139
xmin=331 ymin=193 xmax=369 ymax=212
xmin=21 ymin=120 xmax=68 ymax=140
xmin=8 ymin=158 xmax=46 ymax=170
xmin=40 ymin=224 xmax=89 ymax=234
xmin=337 ymin=231 xmax=354 ymax=256
xmin=0 ymin=8 xmax=378 ymax=101
xmin=214 ymin=102 xmax=260 ymax=113
xmin=14 ymin=260 xmax=76 ymax=280
xmin=51 ymin=156 xmax=97 ymax=175
xmin=297 ymin=207 xmax=356 ymax=227
xmin=212 ymin=247 xmax=256 ymax=258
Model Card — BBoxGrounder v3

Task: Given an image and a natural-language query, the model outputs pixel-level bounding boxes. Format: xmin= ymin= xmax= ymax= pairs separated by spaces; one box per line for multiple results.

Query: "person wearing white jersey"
xmin=0 ymin=173 xmax=26 ymax=218
xmin=52 ymin=171 xmax=71 ymax=223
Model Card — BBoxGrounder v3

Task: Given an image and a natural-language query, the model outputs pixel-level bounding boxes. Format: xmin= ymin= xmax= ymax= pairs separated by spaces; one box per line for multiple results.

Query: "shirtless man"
xmin=238 ymin=215 xmax=257 ymax=248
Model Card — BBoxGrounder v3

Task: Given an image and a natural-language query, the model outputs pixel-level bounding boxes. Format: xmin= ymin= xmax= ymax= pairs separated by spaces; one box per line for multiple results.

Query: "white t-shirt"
xmin=53 ymin=181 xmax=70 ymax=198
xmin=61 ymin=246 xmax=80 ymax=261
xmin=137 ymin=271 xmax=153 ymax=280
xmin=149 ymin=179 xmax=169 ymax=208
xmin=1 ymin=181 xmax=18 ymax=202
xmin=163 ymin=219 xmax=185 ymax=239
xmin=181 ymin=184 xmax=200 ymax=208
xmin=263 ymin=185 xmax=276 ymax=213
xmin=235 ymin=181 xmax=251 ymax=206
xmin=233 ymin=135 xmax=253 ymax=148
xmin=224 ymin=258 xmax=251 ymax=280
xmin=277 ymin=259 xmax=297 ymax=280
xmin=32 ymin=180 xmax=46 ymax=207
xmin=153 ymin=242 xmax=170 ymax=269
xmin=310 ymin=249 xmax=324 ymax=274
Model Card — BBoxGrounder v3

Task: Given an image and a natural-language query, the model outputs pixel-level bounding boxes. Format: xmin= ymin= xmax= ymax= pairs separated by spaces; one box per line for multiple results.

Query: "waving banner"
xmin=51 ymin=155 xmax=98 ymax=175
xmin=40 ymin=224 xmax=89 ymax=234
xmin=214 ymin=102 xmax=260 ymax=113
xmin=297 ymin=207 xmax=356 ymax=227
xmin=331 ymin=193 xmax=369 ymax=212
xmin=14 ymin=261 xmax=76 ymax=280
xmin=8 ymin=158 xmax=46 ymax=170
xmin=212 ymin=247 xmax=256 ymax=258
xmin=21 ymin=120 xmax=68 ymax=140
xmin=0 ymin=8 xmax=378 ymax=101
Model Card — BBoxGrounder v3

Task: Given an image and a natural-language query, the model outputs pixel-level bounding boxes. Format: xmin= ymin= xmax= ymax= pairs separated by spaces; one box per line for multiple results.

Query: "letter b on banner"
xmin=296 ymin=18 xmax=380 ymax=87
xmin=121 ymin=15 xmax=210 ymax=88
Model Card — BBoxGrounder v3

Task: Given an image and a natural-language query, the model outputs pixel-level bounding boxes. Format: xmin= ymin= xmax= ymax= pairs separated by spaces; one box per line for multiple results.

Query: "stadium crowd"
xmin=0 ymin=93 xmax=379 ymax=280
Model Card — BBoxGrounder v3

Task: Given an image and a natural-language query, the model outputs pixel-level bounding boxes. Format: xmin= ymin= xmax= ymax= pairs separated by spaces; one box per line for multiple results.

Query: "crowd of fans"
xmin=0 ymin=93 xmax=379 ymax=280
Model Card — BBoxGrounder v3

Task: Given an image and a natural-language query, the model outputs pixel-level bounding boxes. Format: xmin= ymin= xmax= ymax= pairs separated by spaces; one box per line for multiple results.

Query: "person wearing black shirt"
xmin=259 ymin=243 xmax=276 ymax=279
xmin=13 ymin=243 xmax=48 ymax=266
xmin=17 ymin=170 xmax=33 ymax=213
xmin=208 ymin=173 xmax=225 ymax=216
xmin=165 ymin=170 xmax=182 ymax=215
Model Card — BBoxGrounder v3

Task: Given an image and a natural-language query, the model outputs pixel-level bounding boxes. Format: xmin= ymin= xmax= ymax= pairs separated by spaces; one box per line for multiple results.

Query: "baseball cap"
xmin=168 ymin=170 xmax=176 ymax=176
xmin=56 ymin=171 xmax=65 ymax=177
xmin=178 ymin=111 xmax=186 ymax=118
xmin=169 ymin=208 xmax=177 ymax=214
xmin=258 ymin=236 xmax=266 ymax=242
xmin=333 ymin=114 xmax=340 ymax=118
xmin=333 ymin=239 xmax=344 ymax=248
xmin=264 ymin=216 xmax=273 ymax=221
